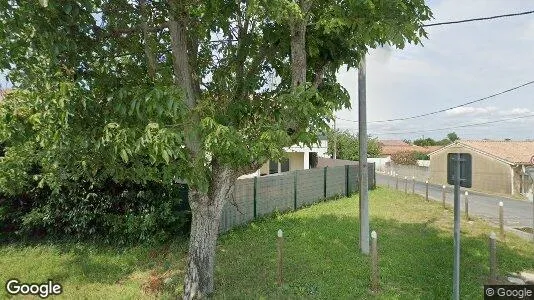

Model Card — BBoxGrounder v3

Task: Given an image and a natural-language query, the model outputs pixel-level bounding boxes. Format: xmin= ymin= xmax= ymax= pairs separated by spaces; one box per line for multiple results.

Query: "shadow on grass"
xmin=214 ymin=211 xmax=534 ymax=299
xmin=0 ymin=238 xmax=188 ymax=286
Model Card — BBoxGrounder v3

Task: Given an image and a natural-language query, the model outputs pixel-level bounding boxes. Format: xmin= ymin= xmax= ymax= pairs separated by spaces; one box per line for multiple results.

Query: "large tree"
xmin=0 ymin=0 xmax=432 ymax=297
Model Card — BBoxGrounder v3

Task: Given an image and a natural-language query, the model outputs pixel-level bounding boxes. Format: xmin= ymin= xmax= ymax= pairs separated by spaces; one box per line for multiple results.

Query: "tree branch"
xmin=168 ymin=0 xmax=200 ymax=155
xmin=289 ymin=0 xmax=311 ymax=88
xmin=139 ymin=0 xmax=157 ymax=78
xmin=312 ymin=63 xmax=328 ymax=89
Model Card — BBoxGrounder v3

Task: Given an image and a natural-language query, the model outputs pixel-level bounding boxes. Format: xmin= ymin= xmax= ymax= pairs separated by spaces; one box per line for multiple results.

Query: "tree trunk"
xmin=182 ymin=193 xmax=223 ymax=299
xmin=183 ymin=164 xmax=236 ymax=299
xmin=289 ymin=0 xmax=310 ymax=88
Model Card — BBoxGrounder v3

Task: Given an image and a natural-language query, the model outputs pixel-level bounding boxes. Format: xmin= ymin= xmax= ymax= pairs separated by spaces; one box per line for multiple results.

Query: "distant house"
xmin=378 ymin=140 xmax=429 ymax=157
xmin=428 ymin=140 xmax=534 ymax=197
xmin=240 ymin=136 xmax=329 ymax=178
xmin=371 ymin=140 xmax=437 ymax=171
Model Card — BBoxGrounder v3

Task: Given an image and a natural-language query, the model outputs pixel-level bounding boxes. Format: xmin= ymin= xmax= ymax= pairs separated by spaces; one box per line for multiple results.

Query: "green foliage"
xmin=413 ymin=137 xmax=437 ymax=147
xmin=447 ymin=132 xmax=459 ymax=142
xmin=0 ymin=180 xmax=189 ymax=244
xmin=413 ymin=132 xmax=460 ymax=147
xmin=326 ymin=129 xmax=381 ymax=160
xmin=0 ymin=0 xmax=432 ymax=190
xmin=413 ymin=152 xmax=430 ymax=161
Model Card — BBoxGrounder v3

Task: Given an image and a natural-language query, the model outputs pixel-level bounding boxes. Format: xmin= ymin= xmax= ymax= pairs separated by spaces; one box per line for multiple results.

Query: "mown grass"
xmin=1 ymin=187 xmax=533 ymax=299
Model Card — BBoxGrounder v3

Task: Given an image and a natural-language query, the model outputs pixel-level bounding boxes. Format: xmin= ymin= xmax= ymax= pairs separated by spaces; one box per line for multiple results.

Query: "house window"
xmin=309 ymin=152 xmax=318 ymax=168
xmin=269 ymin=160 xmax=278 ymax=174
xmin=281 ymin=158 xmax=289 ymax=172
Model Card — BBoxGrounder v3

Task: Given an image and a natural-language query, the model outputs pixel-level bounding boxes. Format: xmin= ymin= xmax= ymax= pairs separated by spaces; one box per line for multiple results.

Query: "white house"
xmin=240 ymin=136 xmax=329 ymax=178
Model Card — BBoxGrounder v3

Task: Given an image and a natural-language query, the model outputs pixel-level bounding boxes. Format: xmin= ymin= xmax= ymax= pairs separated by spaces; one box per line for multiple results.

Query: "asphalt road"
xmin=376 ymin=173 xmax=534 ymax=231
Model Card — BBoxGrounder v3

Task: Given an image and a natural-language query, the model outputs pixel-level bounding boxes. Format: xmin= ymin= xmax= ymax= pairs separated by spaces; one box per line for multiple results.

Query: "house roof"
xmin=424 ymin=145 xmax=444 ymax=153
xmin=379 ymin=140 xmax=409 ymax=147
xmin=378 ymin=140 xmax=433 ymax=156
xmin=429 ymin=140 xmax=534 ymax=165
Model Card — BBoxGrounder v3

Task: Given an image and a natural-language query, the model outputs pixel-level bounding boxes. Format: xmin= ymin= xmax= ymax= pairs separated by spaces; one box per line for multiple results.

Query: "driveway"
xmin=376 ymin=173 xmax=534 ymax=234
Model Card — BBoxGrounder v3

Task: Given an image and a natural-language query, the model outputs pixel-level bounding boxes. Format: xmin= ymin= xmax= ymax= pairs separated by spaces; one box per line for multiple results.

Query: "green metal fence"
xmin=219 ymin=163 xmax=376 ymax=233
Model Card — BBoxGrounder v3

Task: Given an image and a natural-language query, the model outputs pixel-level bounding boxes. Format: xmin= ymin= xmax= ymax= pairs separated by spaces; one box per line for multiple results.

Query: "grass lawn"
xmin=1 ymin=187 xmax=533 ymax=299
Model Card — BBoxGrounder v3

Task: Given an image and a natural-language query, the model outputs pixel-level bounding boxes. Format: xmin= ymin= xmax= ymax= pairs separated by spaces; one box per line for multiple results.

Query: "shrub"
xmin=0 ymin=180 xmax=190 ymax=244
xmin=391 ymin=150 xmax=419 ymax=165
xmin=0 ymin=89 xmax=191 ymax=244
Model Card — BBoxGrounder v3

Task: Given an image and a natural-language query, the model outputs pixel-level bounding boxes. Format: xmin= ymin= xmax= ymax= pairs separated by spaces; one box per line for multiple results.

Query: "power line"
xmin=370 ymin=113 xmax=534 ymax=136
xmin=336 ymin=80 xmax=534 ymax=124
xmin=423 ymin=10 xmax=534 ymax=27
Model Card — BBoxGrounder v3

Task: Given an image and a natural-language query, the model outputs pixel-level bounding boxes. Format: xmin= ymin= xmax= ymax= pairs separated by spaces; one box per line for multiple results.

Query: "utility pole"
xmin=358 ymin=55 xmax=370 ymax=255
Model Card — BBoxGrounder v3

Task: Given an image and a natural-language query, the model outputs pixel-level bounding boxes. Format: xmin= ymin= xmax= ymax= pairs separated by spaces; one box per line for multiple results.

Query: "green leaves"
xmin=120 ymin=149 xmax=129 ymax=163
xmin=0 ymin=0 xmax=432 ymax=192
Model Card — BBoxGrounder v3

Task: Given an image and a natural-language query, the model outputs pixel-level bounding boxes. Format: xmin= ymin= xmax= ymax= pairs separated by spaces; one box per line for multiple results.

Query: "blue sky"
xmin=336 ymin=0 xmax=534 ymax=141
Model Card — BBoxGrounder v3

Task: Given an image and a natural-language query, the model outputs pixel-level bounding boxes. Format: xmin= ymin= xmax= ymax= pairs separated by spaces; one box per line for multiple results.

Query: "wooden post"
xmin=277 ymin=229 xmax=284 ymax=286
xmin=395 ymin=174 xmax=399 ymax=190
xmin=404 ymin=176 xmax=408 ymax=194
xmin=489 ymin=232 xmax=497 ymax=284
xmin=464 ymin=191 xmax=469 ymax=220
xmin=370 ymin=230 xmax=379 ymax=292
xmin=412 ymin=176 xmax=415 ymax=194
xmin=499 ymin=202 xmax=505 ymax=238
xmin=425 ymin=180 xmax=429 ymax=201
xmin=442 ymin=185 xmax=446 ymax=208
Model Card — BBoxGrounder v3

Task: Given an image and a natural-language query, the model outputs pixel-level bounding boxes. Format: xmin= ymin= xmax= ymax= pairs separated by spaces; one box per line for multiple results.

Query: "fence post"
xmin=370 ymin=230 xmax=379 ymax=292
xmin=442 ymin=185 xmax=446 ymax=208
xmin=395 ymin=174 xmax=399 ymax=190
xmin=425 ymin=180 xmax=429 ymax=201
xmin=404 ymin=176 xmax=408 ymax=193
xmin=499 ymin=202 xmax=505 ymax=238
xmin=345 ymin=165 xmax=350 ymax=197
xmin=277 ymin=229 xmax=284 ymax=287
xmin=323 ymin=167 xmax=327 ymax=199
xmin=464 ymin=191 xmax=469 ymax=220
xmin=293 ymin=171 xmax=297 ymax=210
xmin=412 ymin=176 xmax=415 ymax=194
xmin=489 ymin=232 xmax=497 ymax=284
xmin=253 ymin=176 xmax=258 ymax=218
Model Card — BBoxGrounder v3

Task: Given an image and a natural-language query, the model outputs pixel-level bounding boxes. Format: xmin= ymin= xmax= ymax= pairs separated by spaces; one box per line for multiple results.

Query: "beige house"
xmin=428 ymin=140 xmax=534 ymax=197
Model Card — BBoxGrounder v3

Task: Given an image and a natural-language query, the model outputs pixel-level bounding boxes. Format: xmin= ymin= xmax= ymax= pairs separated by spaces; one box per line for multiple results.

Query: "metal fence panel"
xmin=218 ymin=163 xmax=376 ymax=233
xmin=296 ymin=168 xmax=325 ymax=207
xmin=326 ymin=166 xmax=346 ymax=197
xmin=256 ymin=172 xmax=295 ymax=216
xmin=219 ymin=178 xmax=255 ymax=233
xmin=347 ymin=165 xmax=359 ymax=194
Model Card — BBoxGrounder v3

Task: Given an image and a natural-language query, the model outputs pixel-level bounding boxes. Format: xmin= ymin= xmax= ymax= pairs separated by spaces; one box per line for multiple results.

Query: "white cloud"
xmin=498 ymin=108 xmax=532 ymax=116
xmin=445 ymin=106 xmax=498 ymax=116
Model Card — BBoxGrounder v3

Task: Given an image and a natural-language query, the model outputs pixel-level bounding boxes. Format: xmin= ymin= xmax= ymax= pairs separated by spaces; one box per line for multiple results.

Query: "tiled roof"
xmin=460 ymin=140 xmax=534 ymax=164
xmin=424 ymin=145 xmax=444 ymax=153
xmin=379 ymin=140 xmax=409 ymax=147
xmin=380 ymin=144 xmax=430 ymax=155
xmin=430 ymin=140 xmax=534 ymax=165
